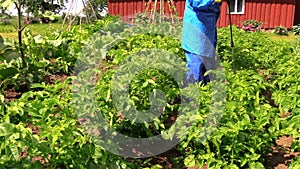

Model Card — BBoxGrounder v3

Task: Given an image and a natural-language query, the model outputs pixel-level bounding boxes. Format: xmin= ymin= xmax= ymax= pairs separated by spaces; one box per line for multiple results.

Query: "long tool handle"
xmin=227 ymin=0 xmax=234 ymax=48
xmin=227 ymin=0 xmax=235 ymax=69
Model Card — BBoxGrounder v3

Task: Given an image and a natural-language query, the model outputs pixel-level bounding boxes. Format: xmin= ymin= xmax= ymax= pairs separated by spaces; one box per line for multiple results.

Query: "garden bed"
xmin=0 ymin=17 xmax=300 ymax=168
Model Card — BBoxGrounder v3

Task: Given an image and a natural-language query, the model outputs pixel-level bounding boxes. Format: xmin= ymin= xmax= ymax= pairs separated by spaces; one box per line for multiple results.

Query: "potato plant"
xmin=0 ymin=18 xmax=299 ymax=168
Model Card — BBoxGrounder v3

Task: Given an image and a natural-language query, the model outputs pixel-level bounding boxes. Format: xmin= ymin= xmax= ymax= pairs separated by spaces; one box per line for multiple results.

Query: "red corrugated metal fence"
xmin=218 ymin=0 xmax=296 ymax=28
xmin=108 ymin=0 xmax=296 ymax=28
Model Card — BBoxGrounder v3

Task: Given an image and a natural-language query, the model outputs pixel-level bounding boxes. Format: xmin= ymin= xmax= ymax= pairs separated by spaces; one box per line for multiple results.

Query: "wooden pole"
xmin=81 ymin=0 xmax=91 ymax=24
xmin=87 ymin=0 xmax=97 ymax=19
xmin=62 ymin=0 xmax=75 ymax=30
xmin=152 ymin=0 xmax=157 ymax=23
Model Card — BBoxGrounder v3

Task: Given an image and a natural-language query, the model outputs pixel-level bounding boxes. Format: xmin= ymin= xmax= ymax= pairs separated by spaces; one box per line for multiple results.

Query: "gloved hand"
xmin=215 ymin=0 xmax=222 ymax=3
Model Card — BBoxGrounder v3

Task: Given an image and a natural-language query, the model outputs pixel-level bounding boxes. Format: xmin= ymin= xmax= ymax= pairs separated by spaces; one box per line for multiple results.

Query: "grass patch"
xmin=264 ymin=32 xmax=298 ymax=43
xmin=0 ymin=23 xmax=62 ymax=35
xmin=0 ymin=23 xmax=83 ymax=39
xmin=0 ymin=32 xmax=18 ymax=39
xmin=27 ymin=23 xmax=63 ymax=34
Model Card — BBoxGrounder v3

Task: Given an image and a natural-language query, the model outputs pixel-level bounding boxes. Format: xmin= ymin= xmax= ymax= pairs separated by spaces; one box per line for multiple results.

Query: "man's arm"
xmin=187 ymin=0 xmax=215 ymax=10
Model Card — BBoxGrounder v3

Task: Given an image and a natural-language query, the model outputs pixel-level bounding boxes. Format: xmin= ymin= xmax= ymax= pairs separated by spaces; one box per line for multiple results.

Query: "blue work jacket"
xmin=181 ymin=0 xmax=221 ymax=57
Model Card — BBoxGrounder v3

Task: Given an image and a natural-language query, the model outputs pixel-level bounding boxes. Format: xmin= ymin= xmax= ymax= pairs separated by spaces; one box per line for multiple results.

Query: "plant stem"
xmin=15 ymin=1 xmax=26 ymax=68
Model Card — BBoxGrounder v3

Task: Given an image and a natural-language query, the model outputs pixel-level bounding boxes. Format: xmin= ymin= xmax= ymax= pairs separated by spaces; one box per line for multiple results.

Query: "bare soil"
xmin=265 ymin=135 xmax=300 ymax=169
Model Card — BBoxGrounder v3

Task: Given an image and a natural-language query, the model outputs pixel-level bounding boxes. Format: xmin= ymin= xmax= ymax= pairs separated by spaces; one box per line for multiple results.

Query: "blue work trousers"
xmin=185 ymin=51 xmax=215 ymax=85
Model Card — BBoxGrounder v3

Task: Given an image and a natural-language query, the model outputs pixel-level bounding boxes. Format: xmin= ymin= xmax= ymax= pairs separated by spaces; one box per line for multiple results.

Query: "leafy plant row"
xmin=0 ymin=18 xmax=299 ymax=168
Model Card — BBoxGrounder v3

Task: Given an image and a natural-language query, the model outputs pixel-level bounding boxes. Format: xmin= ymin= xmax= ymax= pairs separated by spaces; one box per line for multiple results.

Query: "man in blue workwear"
xmin=182 ymin=0 xmax=222 ymax=85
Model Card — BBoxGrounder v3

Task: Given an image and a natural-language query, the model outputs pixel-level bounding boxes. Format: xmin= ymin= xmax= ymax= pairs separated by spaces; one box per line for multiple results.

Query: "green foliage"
xmin=0 ymin=22 xmax=90 ymax=90
xmin=290 ymin=156 xmax=300 ymax=169
xmin=74 ymin=21 xmax=185 ymax=142
xmin=273 ymin=26 xmax=289 ymax=35
xmin=0 ymin=24 xmax=14 ymax=32
xmin=292 ymin=24 xmax=300 ymax=35
xmin=0 ymin=79 xmax=134 ymax=168
xmin=0 ymin=19 xmax=299 ymax=168
xmin=178 ymin=68 xmax=279 ymax=168
xmin=24 ymin=0 xmax=67 ymax=15
xmin=83 ymin=15 xmax=123 ymax=34
xmin=218 ymin=27 xmax=294 ymax=70
xmin=85 ymin=0 xmax=108 ymax=20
